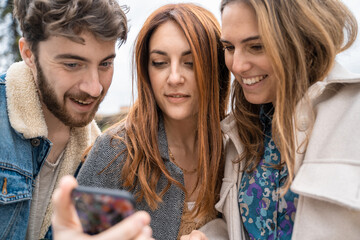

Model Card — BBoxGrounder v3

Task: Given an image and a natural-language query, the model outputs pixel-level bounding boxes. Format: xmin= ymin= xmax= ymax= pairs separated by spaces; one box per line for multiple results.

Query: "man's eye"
xmin=100 ymin=61 xmax=113 ymax=68
xmin=64 ymin=63 xmax=78 ymax=68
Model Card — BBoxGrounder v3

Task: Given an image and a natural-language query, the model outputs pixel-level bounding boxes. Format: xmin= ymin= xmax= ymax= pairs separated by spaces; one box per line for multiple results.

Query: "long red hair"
xmin=108 ymin=3 xmax=230 ymax=222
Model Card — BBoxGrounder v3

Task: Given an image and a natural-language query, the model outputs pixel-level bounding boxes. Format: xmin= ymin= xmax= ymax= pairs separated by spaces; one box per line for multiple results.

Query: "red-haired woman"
xmin=76 ymin=3 xmax=230 ymax=240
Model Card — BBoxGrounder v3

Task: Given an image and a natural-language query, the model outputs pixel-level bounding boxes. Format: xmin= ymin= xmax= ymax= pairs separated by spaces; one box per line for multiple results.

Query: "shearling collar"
xmin=5 ymin=61 xmax=48 ymax=138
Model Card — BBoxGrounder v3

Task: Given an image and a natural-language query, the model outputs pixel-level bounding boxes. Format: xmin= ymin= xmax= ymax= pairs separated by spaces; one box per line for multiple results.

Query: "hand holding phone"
xmin=52 ymin=176 xmax=152 ymax=240
xmin=71 ymin=185 xmax=136 ymax=235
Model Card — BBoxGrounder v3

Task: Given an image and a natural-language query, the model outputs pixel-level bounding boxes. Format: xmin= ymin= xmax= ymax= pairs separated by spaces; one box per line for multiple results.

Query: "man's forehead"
xmin=37 ymin=32 xmax=116 ymax=61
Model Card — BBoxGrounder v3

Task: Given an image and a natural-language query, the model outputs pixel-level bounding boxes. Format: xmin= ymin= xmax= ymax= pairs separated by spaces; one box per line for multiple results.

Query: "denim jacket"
xmin=0 ymin=62 xmax=100 ymax=239
xmin=0 ymin=74 xmax=51 ymax=240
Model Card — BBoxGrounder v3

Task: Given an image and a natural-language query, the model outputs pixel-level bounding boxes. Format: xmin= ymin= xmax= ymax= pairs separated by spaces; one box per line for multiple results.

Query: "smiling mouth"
xmin=241 ymin=75 xmax=268 ymax=85
xmin=71 ymin=98 xmax=93 ymax=105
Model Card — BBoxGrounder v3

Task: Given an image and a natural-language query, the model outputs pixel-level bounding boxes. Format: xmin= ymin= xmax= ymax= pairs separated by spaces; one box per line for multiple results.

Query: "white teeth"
xmin=73 ymin=99 xmax=91 ymax=105
xmin=242 ymin=75 xmax=266 ymax=85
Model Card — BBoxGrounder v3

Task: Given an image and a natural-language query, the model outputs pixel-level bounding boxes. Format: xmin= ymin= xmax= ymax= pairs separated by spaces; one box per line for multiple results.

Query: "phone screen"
xmin=71 ymin=185 xmax=135 ymax=235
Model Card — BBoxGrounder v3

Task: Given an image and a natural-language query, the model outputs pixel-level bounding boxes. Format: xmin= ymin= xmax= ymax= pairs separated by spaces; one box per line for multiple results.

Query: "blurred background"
xmin=1 ymin=0 xmax=359 ymax=129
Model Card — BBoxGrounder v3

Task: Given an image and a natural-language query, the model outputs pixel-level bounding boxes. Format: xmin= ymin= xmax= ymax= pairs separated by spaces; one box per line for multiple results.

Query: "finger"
xmin=180 ymin=235 xmax=189 ymax=240
xmin=55 ymin=175 xmax=78 ymax=204
xmin=182 ymin=230 xmax=207 ymax=240
xmin=52 ymin=175 xmax=81 ymax=229
xmin=95 ymin=211 xmax=151 ymax=240
xmin=133 ymin=226 xmax=153 ymax=240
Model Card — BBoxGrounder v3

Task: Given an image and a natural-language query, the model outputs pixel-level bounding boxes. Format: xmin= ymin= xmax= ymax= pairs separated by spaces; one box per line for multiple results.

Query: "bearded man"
xmin=0 ymin=0 xmax=127 ymax=239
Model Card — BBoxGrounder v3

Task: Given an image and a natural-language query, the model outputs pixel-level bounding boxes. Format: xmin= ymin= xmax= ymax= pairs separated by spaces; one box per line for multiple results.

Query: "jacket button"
xmin=31 ymin=138 xmax=40 ymax=147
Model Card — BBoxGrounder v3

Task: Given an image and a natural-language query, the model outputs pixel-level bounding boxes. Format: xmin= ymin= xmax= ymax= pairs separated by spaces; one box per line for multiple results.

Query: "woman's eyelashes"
xmin=184 ymin=61 xmax=194 ymax=68
xmin=222 ymin=43 xmax=264 ymax=54
xmin=249 ymin=43 xmax=264 ymax=53
xmin=151 ymin=60 xmax=167 ymax=67
xmin=223 ymin=45 xmax=235 ymax=53
xmin=150 ymin=60 xmax=194 ymax=68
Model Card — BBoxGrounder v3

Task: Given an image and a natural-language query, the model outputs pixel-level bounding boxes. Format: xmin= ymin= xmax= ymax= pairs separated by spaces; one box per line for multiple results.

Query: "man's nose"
xmin=79 ymin=68 xmax=103 ymax=97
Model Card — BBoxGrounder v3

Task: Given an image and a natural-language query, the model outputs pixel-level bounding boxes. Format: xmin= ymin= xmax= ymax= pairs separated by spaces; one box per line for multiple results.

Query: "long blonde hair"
xmin=221 ymin=0 xmax=357 ymax=190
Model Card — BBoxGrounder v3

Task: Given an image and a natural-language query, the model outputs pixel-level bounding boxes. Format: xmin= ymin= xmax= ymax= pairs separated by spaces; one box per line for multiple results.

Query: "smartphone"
xmin=71 ymin=185 xmax=136 ymax=235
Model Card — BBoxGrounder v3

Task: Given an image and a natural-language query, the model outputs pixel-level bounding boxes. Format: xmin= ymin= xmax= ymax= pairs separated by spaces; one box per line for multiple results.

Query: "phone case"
xmin=71 ymin=185 xmax=135 ymax=235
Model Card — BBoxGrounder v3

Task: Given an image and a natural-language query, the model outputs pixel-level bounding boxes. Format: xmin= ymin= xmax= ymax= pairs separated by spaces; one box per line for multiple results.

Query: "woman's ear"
xmin=19 ymin=37 xmax=36 ymax=69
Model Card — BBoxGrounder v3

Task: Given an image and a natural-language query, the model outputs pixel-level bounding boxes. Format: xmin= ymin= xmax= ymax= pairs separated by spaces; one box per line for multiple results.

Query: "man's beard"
xmin=35 ymin=60 xmax=103 ymax=127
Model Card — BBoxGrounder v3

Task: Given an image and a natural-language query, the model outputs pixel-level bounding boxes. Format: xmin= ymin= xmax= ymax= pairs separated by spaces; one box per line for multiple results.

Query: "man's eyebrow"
xmin=54 ymin=53 xmax=116 ymax=62
xmin=55 ymin=54 xmax=88 ymax=61
xmin=101 ymin=54 xmax=116 ymax=62
xmin=220 ymin=35 xmax=261 ymax=44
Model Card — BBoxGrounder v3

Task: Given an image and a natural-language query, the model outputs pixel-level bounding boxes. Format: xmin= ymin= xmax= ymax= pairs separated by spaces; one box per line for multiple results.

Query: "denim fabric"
xmin=0 ymin=73 xmax=51 ymax=240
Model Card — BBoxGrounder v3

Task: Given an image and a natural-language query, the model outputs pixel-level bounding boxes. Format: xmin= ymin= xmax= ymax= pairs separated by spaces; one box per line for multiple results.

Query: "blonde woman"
xmin=184 ymin=0 xmax=360 ymax=239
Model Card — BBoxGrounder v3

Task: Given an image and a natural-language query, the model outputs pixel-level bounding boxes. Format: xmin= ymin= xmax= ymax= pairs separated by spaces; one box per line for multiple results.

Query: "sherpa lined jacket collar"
xmin=6 ymin=61 xmax=48 ymax=139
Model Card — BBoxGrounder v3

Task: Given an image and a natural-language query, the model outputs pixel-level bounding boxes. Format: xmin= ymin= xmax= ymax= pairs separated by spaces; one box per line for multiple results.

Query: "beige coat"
xmin=201 ymin=62 xmax=360 ymax=239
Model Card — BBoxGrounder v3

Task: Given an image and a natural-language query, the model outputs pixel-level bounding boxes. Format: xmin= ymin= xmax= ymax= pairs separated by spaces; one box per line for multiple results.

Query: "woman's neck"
xmin=163 ymin=115 xmax=199 ymax=200
xmin=163 ymin=116 xmax=197 ymax=151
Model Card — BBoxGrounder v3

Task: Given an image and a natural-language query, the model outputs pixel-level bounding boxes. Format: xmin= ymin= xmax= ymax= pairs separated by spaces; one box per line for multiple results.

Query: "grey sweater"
xmin=77 ymin=120 xmax=185 ymax=240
